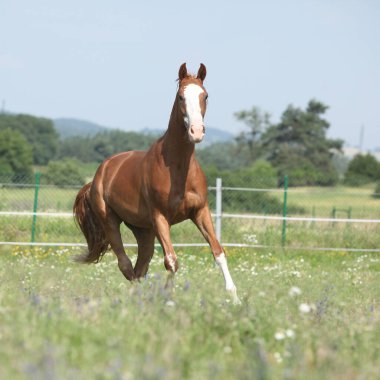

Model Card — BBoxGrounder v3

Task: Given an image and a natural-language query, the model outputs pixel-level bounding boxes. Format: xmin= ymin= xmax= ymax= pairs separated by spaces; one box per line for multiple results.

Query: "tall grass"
xmin=0 ymin=247 xmax=379 ymax=379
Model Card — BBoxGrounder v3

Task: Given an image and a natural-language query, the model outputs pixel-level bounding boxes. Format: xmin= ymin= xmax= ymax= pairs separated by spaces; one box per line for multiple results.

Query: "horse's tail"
xmin=73 ymin=182 xmax=109 ymax=263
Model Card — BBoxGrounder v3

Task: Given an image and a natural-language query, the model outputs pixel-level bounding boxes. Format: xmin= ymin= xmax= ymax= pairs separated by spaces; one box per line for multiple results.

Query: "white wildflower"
xmin=274 ymin=352 xmax=283 ymax=363
xmin=288 ymin=286 xmax=302 ymax=297
xmin=274 ymin=331 xmax=286 ymax=340
xmin=244 ymin=234 xmax=258 ymax=244
xmin=299 ymin=303 xmax=311 ymax=314
xmin=285 ymin=329 xmax=295 ymax=338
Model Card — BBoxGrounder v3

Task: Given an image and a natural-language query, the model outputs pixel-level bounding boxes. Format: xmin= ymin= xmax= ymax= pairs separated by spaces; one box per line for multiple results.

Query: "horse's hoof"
xmin=232 ymin=296 xmax=242 ymax=305
xmin=228 ymin=287 xmax=242 ymax=305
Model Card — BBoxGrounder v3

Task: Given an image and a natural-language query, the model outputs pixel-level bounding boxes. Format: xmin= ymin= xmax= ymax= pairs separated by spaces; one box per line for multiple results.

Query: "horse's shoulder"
xmin=190 ymin=158 xmax=207 ymax=179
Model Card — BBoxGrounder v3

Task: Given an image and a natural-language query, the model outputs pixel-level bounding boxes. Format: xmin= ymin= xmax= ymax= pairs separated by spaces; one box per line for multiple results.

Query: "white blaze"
xmin=183 ymin=84 xmax=204 ymax=129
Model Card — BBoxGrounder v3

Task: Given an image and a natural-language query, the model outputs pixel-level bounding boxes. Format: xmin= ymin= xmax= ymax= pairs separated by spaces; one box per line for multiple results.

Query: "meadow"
xmin=1 ymin=182 xmax=379 ymax=378
xmin=0 ymin=183 xmax=379 ymax=251
xmin=0 ymin=246 xmax=379 ymax=379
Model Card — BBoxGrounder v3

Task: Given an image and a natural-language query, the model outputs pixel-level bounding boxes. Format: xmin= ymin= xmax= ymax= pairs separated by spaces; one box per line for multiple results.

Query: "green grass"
xmin=1 ymin=184 xmax=379 ymax=216
xmin=1 ymin=211 xmax=380 ymax=252
xmin=1 ymin=216 xmax=380 ymax=252
xmin=1 ymin=183 xmax=377 ymax=246
xmin=282 ymin=185 xmax=379 ymax=219
xmin=0 ymin=186 xmax=80 ymax=212
xmin=0 ymin=247 xmax=379 ymax=379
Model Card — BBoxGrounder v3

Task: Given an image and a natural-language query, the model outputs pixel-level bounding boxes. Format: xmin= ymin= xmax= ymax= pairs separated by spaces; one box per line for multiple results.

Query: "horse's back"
xmin=93 ymin=150 xmax=146 ymax=187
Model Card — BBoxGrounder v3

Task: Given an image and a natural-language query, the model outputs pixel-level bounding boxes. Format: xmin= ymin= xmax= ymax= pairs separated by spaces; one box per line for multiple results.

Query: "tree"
xmin=202 ymin=160 xmax=304 ymax=214
xmin=43 ymin=158 xmax=86 ymax=187
xmin=196 ymin=141 xmax=247 ymax=170
xmin=259 ymin=99 xmax=343 ymax=186
xmin=234 ymin=106 xmax=271 ymax=162
xmin=0 ymin=114 xmax=59 ymax=165
xmin=344 ymin=153 xmax=380 ymax=186
xmin=0 ymin=128 xmax=33 ymax=181
xmin=373 ymin=182 xmax=380 ymax=199
xmin=58 ymin=130 xmax=156 ymax=163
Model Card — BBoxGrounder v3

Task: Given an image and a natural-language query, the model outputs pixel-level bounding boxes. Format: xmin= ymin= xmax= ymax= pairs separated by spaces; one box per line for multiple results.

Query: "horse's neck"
xmin=161 ymin=98 xmax=195 ymax=166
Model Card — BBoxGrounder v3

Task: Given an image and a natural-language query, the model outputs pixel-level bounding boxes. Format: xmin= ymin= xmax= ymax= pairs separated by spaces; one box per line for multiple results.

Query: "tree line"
xmin=1 ymin=101 xmax=380 ymax=190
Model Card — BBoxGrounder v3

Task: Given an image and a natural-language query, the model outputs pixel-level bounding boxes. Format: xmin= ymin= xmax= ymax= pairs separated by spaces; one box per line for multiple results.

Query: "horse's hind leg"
xmin=130 ymin=227 xmax=155 ymax=279
xmin=152 ymin=213 xmax=178 ymax=274
xmin=102 ymin=214 xmax=135 ymax=281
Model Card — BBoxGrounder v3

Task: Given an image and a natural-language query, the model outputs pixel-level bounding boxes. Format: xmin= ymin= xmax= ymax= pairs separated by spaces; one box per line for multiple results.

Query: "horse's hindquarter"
xmin=93 ymin=151 xmax=151 ymax=228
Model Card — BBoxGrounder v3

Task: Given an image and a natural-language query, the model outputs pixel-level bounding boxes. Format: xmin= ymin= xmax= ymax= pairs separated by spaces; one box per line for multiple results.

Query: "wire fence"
xmin=1 ymin=173 xmax=380 ymax=252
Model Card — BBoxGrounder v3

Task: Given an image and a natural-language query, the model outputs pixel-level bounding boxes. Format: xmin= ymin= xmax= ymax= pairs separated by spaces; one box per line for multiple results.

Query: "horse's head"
xmin=177 ymin=63 xmax=208 ymax=144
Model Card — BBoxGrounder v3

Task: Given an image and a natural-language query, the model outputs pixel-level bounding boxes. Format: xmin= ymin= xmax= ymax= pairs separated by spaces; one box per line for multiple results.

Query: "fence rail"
xmin=1 ymin=173 xmax=380 ymax=252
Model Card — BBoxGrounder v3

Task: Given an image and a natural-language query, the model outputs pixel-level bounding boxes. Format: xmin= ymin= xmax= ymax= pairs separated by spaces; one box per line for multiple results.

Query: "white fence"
xmin=1 ymin=177 xmax=380 ymax=252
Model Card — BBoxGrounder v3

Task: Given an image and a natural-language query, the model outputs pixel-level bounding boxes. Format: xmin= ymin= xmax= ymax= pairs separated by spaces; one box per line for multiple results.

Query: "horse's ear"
xmin=178 ymin=63 xmax=188 ymax=81
xmin=197 ymin=63 xmax=207 ymax=82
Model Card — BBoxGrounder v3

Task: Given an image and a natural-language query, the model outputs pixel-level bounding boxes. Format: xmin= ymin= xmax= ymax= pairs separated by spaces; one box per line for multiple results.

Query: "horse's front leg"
xmin=192 ymin=206 xmax=241 ymax=304
xmin=152 ymin=212 xmax=178 ymax=284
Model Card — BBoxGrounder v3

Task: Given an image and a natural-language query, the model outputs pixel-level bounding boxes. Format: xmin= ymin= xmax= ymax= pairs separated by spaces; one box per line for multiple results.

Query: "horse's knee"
xmin=164 ymin=254 xmax=178 ymax=273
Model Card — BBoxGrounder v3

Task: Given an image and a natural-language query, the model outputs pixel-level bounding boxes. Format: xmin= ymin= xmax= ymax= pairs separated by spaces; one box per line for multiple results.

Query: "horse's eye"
xmin=179 ymin=95 xmax=184 ymax=101
xmin=205 ymin=94 xmax=209 ymax=100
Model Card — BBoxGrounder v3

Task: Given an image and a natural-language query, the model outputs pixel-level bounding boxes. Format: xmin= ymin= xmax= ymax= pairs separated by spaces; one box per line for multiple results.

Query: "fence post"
xmin=31 ymin=172 xmax=41 ymax=243
xmin=215 ymin=177 xmax=222 ymax=242
xmin=281 ymin=175 xmax=288 ymax=247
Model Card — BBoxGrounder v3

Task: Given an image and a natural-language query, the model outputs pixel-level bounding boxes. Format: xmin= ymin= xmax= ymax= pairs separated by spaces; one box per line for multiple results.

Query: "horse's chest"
xmin=167 ymin=189 xmax=203 ymax=221
xmin=172 ymin=190 xmax=201 ymax=207
xmin=149 ymin=162 xmax=206 ymax=221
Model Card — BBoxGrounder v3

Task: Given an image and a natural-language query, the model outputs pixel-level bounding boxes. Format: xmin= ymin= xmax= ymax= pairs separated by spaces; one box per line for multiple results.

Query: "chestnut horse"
xmin=74 ymin=63 xmax=240 ymax=303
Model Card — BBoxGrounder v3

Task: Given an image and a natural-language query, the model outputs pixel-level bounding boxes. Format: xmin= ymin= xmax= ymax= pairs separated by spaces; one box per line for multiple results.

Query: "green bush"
xmin=43 ymin=159 xmax=86 ymax=187
xmin=203 ymin=160 xmax=305 ymax=214
xmin=204 ymin=160 xmax=278 ymax=189
xmin=284 ymin=162 xmax=339 ymax=187
xmin=373 ymin=183 xmax=380 ymax=199
xmin=345 ymin=154 xmax=380 ymax=186
xmin=0 ymin=128 xmax=33 ymax=182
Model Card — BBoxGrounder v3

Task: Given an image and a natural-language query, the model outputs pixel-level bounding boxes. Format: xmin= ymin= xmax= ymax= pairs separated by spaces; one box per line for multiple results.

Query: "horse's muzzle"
xmin=188 ymin=124 xmax=205 ymax=143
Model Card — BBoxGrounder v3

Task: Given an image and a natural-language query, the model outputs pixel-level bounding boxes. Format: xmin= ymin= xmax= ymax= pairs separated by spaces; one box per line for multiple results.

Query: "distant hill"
xmin=54 ymin=117 xmax=235 ymax=146
xmin=53 ymin=118 xmax=110 ymax=139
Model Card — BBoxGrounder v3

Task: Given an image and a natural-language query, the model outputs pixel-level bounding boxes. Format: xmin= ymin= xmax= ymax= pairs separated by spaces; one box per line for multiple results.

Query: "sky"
xmin=1 ymin=0 xmax=379 ymax=150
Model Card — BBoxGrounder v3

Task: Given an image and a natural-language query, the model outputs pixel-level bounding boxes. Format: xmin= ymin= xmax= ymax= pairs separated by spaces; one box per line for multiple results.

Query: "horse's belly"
xmin=107 ymin=194 xmax=152 ymax=228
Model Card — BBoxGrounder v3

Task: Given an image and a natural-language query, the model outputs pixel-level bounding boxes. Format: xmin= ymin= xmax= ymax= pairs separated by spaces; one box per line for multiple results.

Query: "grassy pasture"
xmin=0 ymin=184 xmax=379 ymax=251
xmin=1 ymin=182 xmax=379 ymax=378
xmin=0 ymin=246 xmax=379 ymax=379
xmin=1 ymin=215 xmax=380 ymax=252
xmin=1 ymin=184 xmax=378 ymax=217
xmin=0 ymin=186 xmax=80 ymax=212
xmin=284 ymin=185 xmax=380 ymax=219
